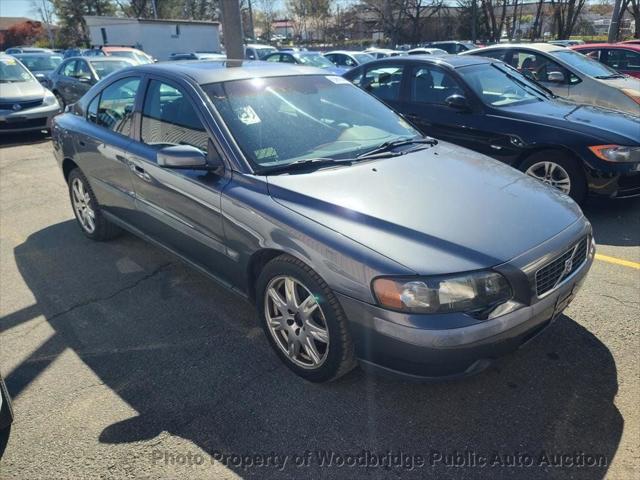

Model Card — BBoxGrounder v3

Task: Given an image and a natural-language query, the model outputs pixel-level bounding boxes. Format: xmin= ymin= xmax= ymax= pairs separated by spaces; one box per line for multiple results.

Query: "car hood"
xmin=503 ymin=99 xmax=640 ymax=143
xmin=267 ymin=142 xmax=583 ymax=275
xmin=0 ymin=79 xmax=45 ymax=101
xmin=597 ymin=74 xmax=640 ymax=90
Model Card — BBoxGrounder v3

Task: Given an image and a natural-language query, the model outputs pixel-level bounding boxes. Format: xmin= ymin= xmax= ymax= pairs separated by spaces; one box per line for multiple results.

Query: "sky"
xmin=1 ymin=0 xmax=40 ymax=19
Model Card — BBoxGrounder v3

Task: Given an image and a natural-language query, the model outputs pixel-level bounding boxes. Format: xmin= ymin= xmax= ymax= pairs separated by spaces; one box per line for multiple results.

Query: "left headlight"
xmin=372 ymin=271 xmax=512 ymax=316
xmin=43 ymin=90 xmax=58 ymax=107
xmin=589 ymin=145 xmax=640 ymax=163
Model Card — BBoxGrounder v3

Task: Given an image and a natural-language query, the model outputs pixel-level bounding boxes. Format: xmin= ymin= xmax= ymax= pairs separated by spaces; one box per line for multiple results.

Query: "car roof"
xmin=370 ymin=54 xmax=491 ymax=68
xmin=246 ymin=44 xmax=275 ymax=48
xmin=471 ymin=43 xmax=565 ymax=53
xmin=66 ymin=56 xmax=135 ymax=63
xmin=325 ymin=50 xmax=363 ymax=56
xmin=573 ymin=43 xmax=640 ymax=51
xmin=102 ymin=46 xmax=139 ymax=52
xmin=125 ymin=60 xmax=327 ymax=84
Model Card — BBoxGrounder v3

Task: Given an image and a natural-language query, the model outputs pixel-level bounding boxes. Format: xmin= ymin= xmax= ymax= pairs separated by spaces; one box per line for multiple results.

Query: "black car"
xmin=344 ymin=55 xmax=640 ymax=203
xmin=49 ymin=56 xmax=135 ymax=109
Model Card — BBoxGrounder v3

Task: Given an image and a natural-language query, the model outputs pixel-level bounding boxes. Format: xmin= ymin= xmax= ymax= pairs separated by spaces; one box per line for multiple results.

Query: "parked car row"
xmin=51 ymin=60 xmax=599 ymax=383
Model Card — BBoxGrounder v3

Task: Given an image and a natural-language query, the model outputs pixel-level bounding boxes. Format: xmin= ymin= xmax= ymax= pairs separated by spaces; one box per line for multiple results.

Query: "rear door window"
xmin=360 ymin=65 xmax=405 ymax=102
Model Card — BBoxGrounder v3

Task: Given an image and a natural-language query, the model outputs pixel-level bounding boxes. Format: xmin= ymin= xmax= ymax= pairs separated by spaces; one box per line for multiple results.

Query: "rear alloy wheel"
xmin=67 ymin=168 xmax=121 ymax=241
xmin=257 ymin=255 xmax=356 ymax=382
xmin=520 ymin=152 xmax=586 ymax=204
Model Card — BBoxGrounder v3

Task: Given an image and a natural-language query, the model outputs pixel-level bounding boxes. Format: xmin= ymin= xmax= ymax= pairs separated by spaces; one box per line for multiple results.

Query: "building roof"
xmin=84 ymin=16 xmax=219 ymax=26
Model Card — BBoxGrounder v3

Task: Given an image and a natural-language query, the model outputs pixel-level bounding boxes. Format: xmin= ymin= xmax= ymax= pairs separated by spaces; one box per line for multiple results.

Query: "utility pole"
xmin=221 ymin=0 xmax=245 ymax=60
xmin=151 ymin=0 xmax=158 ymax=20
xmin=247 ymin=0 xmax=255 ymax=41
xmin=608 ymin=0 xmax=623 ymax=43
xmin=40 ymin=0 xmax=54 ymax=48
xmin=471 ymin=0 xmax=477 ymax=43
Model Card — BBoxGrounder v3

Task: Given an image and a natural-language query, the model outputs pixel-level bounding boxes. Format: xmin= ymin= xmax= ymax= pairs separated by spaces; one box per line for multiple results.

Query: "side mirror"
xmin=445 ymin=94 xmax=470 ymax=111
xmin=157 ymin=145 xmax=207 ymax=169
xmin=547 ymin=71 xmax=566 ymax=83
xmin=35 ymin=73 xmax=46 ymax=83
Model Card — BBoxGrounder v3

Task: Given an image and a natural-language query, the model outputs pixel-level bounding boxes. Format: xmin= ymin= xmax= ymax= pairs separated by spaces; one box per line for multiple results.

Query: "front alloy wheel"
xmin=256 ymin=254 xmax=356 ymax=382
xmin=265 ymin=275 xmax=330 ymax=369
xmin=524 ymin=161 xmax=571 ymax=194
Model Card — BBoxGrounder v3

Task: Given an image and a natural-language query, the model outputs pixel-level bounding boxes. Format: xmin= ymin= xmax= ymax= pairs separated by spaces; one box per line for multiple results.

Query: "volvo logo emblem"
xmin=563 ymin=257 xmax=573 ymax=276
xmin=12 ymin=103 xmax=22 ymax=111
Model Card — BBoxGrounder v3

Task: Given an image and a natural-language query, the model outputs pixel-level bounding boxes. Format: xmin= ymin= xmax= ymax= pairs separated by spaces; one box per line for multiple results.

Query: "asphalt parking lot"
xmin=0 ymin=133 xmax=638 ymax=480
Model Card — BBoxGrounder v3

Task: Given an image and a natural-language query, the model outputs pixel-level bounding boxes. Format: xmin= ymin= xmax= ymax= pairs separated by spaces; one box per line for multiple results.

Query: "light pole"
xmin=608 ymin=0 xmax=623 ymax=43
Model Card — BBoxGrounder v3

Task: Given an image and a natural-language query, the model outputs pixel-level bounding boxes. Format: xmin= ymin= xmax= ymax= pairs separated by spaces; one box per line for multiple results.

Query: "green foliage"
xmin=52 ymin=0 xmax=116 ymax=47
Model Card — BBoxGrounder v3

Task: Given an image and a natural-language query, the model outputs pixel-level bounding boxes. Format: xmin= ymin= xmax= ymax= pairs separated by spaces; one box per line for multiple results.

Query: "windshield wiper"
xmin=356 ymin=137 xmax=437 ymax=159
xmin=255 ymin=157 xmax=352 ymax=175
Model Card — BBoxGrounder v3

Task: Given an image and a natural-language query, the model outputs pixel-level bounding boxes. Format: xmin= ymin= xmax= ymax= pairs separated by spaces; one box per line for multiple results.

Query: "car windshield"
xmin=551 ymin=49 xmax=619 ymax=78
xmin=296 ymin=53 xmax=335 ymax=68
xmin=108 ymin=50 xmax=151 ymax=64
xmin=203 ymin=75 xmax=419 ymax=169
xmin=90 ymin=60 xmax=131 ymax=79
xmin=15 ymin=54 xmax=62 ymax=71
xmin=458 ymin=63 xmax=547 ymax=107
xmin=0 ymin=56 xmax=33 ymax=83
xmin=256 ymin=48 xmax=277 ymax=59
xmin=354 ymin=53 xmax=374 ymax=64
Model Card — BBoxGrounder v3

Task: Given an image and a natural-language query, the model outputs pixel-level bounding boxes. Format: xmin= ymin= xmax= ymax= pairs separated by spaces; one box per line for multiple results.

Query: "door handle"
xmin=130 ymin=162 xmax=152 ymax=182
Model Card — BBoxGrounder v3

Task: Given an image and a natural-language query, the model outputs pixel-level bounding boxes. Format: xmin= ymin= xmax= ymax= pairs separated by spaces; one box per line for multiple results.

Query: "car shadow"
xmin=0 ymin=131 xmax=50 ymax=149
xmin=582 ymin=197 xmax=640 ymax=247
xmin=3 ymin=220 xmax=622 ymax=479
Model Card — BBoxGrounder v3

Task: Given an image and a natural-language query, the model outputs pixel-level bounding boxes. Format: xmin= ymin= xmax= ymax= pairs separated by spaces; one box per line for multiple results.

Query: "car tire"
xmin=256 ymin=254 xmax=356 ymax=382
xmin=67 ymin=168 xmax=121 ymax=241
xmin=519 ymin=151 xmax=587 ymax=204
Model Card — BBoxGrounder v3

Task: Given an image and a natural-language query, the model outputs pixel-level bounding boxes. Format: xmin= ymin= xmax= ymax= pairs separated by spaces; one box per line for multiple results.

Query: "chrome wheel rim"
xmin=264 ymin=276 xmax=329 ymax=369
xmin=71 ymin=178 xmax=95 ymax=233
xmin=525 ymin=161 xmax=571 ymax=194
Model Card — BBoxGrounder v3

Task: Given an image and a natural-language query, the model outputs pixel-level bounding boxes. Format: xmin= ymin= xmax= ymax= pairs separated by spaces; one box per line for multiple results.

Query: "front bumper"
xmin=338 ymin=228 xmax=594 ymax=381
xmin=0 ymin=102 xmax=61 ymax=133
xmin=586 ymin=166 xmax=640 ymax=199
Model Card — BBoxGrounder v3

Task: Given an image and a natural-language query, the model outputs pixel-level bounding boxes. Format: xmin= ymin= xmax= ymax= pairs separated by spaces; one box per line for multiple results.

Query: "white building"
xmin=84 ymin=16 xmax=221 ymax=61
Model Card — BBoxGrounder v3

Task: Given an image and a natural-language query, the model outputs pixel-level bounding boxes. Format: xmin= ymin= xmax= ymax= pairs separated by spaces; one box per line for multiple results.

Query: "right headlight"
xmin=42 ymin=89 xmax=58 ymax=107
xmin=372 ymin=271 xmax=512 ymax=316
xmin=588 ymin=145 xmax=640 ymax=163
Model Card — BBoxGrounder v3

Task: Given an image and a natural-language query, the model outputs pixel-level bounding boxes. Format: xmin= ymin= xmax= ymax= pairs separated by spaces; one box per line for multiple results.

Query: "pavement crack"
xmin=596 ymin=293 xmax=639 ymax=309
xmin=46 ymin=262 xmax=176 ymax=323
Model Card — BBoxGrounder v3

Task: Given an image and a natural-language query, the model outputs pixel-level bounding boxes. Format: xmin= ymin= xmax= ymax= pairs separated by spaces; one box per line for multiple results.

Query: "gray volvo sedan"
xmin=51 ymin=61 xmax=594 ymax=382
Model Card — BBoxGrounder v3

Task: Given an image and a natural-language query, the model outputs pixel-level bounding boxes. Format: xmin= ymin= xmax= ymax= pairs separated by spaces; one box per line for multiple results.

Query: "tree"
xmin=361 ymin=0 xmax=408 ymax=46
xmin=621 ymin=0 xmax=640 ymax=38
xmin=403 ymin=0 xmax=444 ymax=43
xmin=1 ymin=21 xmax=46 ymax=49
xmin=480 ymin=0 xmax=508 ymax=43
xmin=549 ymin=0 xmax=586 ymax=39
xmin=51 ymin=0 xmax=116 ymax=46
xmin=254 ymin=0 xmax=279 ymax=41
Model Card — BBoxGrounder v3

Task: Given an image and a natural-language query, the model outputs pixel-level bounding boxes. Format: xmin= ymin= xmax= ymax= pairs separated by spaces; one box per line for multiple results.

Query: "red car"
xmin=572 ymin=43 xmax=640 ymax=78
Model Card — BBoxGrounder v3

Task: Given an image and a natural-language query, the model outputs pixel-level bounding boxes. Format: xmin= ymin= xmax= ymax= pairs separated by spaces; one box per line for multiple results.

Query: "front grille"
xmin=0 ymin=117 xmax=47 ymax=130
xmin=0 ymin=98 xmax=43 ymax=111
xmin=535 ymin=236 xmax=588 ymax=297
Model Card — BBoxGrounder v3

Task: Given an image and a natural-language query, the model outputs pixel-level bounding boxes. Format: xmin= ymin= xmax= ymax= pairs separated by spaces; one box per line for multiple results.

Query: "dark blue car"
xmin=344 ymin=55 xmax=640 ymax=203
xmin=51 ymin=61 xmax=594 ymax=382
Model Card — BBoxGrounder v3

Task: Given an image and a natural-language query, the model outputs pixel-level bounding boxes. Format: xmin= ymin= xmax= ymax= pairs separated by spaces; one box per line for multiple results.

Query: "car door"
xmin=353 ymin=63 xmax=406 ymax=111
xmin=603 ymin=48 xmax=640 ymax=78
xmin=396 ymin=64 xmax=500 ymax=156
xmin=125 ymin=76 xmax=231 ymax=274
xmin=71 ymin=59 xmax=95 ymax=102
xmin=55 ymin=59 xmax=77 ymax=102
xmin=509 ymin=50 xmax=576 ymax=98
xmin=73 ymin=76 xmax=142 ymax=222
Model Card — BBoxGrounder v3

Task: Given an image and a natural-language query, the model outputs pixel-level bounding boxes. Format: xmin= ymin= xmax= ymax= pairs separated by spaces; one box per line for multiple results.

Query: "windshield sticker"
xmin=326 ymin=75 xmax=350 ymax=85
xmin=255 ymin=147 xmax=278 ymax=161
xmin=236 ymin=105 xmax=261 ymax=125
xmin=0 ymin=57 xmax=16 ymax=65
